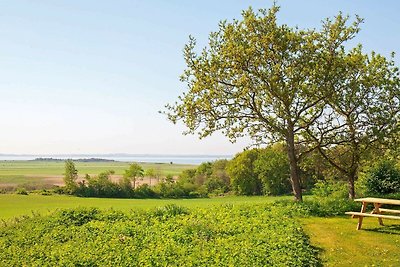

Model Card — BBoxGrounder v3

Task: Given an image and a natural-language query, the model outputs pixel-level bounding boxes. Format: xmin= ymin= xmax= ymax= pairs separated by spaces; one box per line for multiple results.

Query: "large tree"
xmin=307 ymin=46 xmax=400 ymax=199
xmin=165 ymin=6 xmax=364 ymax=201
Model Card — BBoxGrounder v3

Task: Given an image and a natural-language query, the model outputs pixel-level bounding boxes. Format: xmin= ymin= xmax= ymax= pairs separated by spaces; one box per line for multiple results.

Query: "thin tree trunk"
xmin=286 ymin=126 xmax=303 ymax=202
xmin=347 ymin=170 xmax=357 ymax=199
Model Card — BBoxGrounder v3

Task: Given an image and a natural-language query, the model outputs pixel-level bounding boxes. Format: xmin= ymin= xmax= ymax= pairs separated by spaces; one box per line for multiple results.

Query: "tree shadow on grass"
xmin=363 ymin=224 xmax=400 ymax=235
xmin=311 ymin=244 xmax=325 ymax=267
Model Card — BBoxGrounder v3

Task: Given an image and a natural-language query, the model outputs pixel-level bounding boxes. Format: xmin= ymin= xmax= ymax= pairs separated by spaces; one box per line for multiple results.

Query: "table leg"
xmin=357 ymin=202 xmax=367 ymax=230
xmin=372 ymin=203 xmax=384 ymax=226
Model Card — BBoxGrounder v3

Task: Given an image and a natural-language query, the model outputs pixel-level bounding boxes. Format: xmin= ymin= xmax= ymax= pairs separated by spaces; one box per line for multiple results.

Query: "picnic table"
xmin=345 ymin=197 xmax=400 ymax=230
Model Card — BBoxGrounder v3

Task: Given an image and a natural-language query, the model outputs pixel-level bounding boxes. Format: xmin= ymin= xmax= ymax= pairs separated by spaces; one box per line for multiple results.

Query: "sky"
xmin=0 ymin=0 xmax=399 ymax=155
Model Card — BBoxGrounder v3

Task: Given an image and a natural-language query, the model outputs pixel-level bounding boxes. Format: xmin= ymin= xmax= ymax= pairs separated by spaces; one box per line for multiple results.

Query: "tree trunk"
xmin=286 ymin=126 xmax=303 ymax=202
xmin=347 ymin=170 xmax=357 ymax=199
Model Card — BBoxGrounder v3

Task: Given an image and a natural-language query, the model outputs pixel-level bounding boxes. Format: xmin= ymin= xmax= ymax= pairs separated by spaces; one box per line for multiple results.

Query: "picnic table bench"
xmin=345 ymin=197 xmax=400 ymax=230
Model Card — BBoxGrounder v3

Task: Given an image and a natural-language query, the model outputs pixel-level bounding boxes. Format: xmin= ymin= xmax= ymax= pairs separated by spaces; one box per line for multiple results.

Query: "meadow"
xmin=1 ymin=194 xmax=400 ymax=266
xmin=0 ymin=160 xmax=195 ymax=189
xmin=0 ymin=194 xmax=290 ymax=219
xmin=1 ymin=161 xmax=400 ymax=266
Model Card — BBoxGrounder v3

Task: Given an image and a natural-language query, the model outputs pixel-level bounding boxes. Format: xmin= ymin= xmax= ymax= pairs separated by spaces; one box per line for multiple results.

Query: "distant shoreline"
xmin=0 ymin=154 xmax=232 ymax=165
xmin=32 ymin=157 xmax=116 ymax=163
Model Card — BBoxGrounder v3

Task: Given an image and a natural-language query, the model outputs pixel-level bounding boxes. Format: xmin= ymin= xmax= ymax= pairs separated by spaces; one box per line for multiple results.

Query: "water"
xmin=0 ymin=154 xmax=232 ymax=165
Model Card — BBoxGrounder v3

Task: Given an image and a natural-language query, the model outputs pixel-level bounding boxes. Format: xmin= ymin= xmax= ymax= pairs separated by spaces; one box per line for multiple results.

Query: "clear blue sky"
xmin=0 ymin=0 xmax=399 ymax=155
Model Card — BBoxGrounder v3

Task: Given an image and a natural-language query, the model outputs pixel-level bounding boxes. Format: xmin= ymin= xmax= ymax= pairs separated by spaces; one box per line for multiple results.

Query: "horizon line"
xmin=0 ymin=153 xmax=233 ymax=157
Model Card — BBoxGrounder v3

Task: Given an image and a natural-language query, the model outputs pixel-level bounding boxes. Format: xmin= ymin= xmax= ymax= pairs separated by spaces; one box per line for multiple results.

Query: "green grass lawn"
xmin=301 ymin=216 xmax=400 ymax=266
xmin=0 ymin=194 xmax=291 ymax=220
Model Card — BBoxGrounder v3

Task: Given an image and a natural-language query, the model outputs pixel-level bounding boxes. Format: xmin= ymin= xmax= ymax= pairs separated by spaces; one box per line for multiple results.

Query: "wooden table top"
xmin=355 ymin=197 xmax=400 ymax=205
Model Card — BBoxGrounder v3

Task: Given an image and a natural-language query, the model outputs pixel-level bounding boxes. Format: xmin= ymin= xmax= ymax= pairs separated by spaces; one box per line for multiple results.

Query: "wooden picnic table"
xmin=345 ymin=197 xmax=400 ymax=230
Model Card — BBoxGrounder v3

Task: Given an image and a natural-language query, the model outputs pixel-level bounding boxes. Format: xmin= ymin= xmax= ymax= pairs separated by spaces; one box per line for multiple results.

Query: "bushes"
xmin=15 ymin=188 xmax=28 ymax=195
xmin=312 ymin=180 xmax=348 ymax=199
xmin=270 ymin=180 xmax=360 ymax=217
xmin=0 ymin=205 xmax=320 ymax=266
xmin=362 ymin=159 xmax=400 ymax=195
xmin=227 ymin=150 xmax=262 ymax=195
xmin=274 ymin=197 xmax=361 ymax=217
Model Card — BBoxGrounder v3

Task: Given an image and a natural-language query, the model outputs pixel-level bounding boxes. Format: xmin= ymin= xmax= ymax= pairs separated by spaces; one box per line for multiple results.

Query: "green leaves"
xmin=166 ymin=6 xmax=327 ymax=143
xmin=165 ymin=5 xmax=400 ymax=200
xmin=0 ymin=205 xmax=320 ymax=266
xmin=63 ymin=160 xmax=78 ymax=194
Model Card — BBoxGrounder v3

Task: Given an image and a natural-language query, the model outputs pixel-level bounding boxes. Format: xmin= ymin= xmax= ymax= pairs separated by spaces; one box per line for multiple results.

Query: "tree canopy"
xmin=166 ymin=6 xmax=399 ymax=201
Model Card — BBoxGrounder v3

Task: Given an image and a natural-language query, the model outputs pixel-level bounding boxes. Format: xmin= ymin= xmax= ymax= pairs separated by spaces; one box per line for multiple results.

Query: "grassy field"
xmin=1 ymin=194 xmax=400 ymax=265
xmin=302 ymin=217 xmax=400 ymax=266
xmin=1 ymin=160 xmax=399 ymax=266
xmin=0 ymin=160 xmax=195 ymax=176
xmin=0 ymin=160 xmax=196 ymax=188
xmin=0 ymin=194 xmax=291 ymax=220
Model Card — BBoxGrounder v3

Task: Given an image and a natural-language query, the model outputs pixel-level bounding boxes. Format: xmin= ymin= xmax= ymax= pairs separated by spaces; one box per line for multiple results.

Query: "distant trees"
xmin=59 ymin=151 xmax=400 ymax=199
xmin=63 ymin=160 xmax=78 ymax=194
xmin=83 ymin=170 xmax=120 ymax=198
xmin=123 ymin=163 xmax=144 ymax=189
xmin=226 ymin=146 xmax=292 ymax=196
xmin=362 ymin=159 xmax=400 ymax=195
xmin=227 ymin=150 xmax=261 ymax=195
xmin=74 ymin=164 xmax=145 ymax=198
xmin=144 ymin=168 xmax=156 ymax=186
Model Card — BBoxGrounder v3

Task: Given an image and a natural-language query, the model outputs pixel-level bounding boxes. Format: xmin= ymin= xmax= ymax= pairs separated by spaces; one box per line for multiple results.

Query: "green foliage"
xmin=134 ymin=184 xmax=157 ymax=198
xmin=165 ymin=5 xmax=383 ymax=202
xmin=63 ymin=159 xmax=78 ymax=194
xmin=255 ymin=145 xmax=292 ymax=195
xmin=275 ymin=198 xmax=361 ymax=217
xmin=312 ymin=180 xmax=348 ymax=199
xmin=124 ymin=163 xmax=144 ymax=189
xmin=56 ymin=207 xmax=100 ymax=226
xmin=15 ymin=188 xmax=28 ymax=195
xmin=227 ymin=149 xmax=262 ymax=195
xmin=0 ymin=205 xmax=320 ymax=266
xmin=362 ymin=159 xmax=400 ymax=195
xmin=77 ymin=170 xmax=122 ymax=198
xmin=176 ymin=160 xmax=230 ymax=196
xmin=178 ymin=169 xmax=197 ymax=184
xmin=153 ymin=181 xmax=203 ymax=199
xmin=153 ymin=204 xmax=189 ymax=218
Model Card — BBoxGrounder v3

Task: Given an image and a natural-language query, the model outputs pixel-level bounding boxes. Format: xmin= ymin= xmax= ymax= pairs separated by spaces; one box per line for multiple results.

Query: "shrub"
xmin=15 ymin=188 xmax=28 ymax=195
xmin=312 ymin=180 xmax=348 ymax=199
xmin=274 ymin=198 xmax=361 ymax=217
xmin=134 ymin=184 xmax=157 ymax=198
xmin=40 ymin=189 xmax=52 ymax=196
xmin=363 ymin=159 xmax=400 ymax=195
xmin=227 ymin=149 xmax=262 ymax=195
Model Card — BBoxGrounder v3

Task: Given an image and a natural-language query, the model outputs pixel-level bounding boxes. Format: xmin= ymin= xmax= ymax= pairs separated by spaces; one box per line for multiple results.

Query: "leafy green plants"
xmin=0 ymin=204 xmax=320 ymax=266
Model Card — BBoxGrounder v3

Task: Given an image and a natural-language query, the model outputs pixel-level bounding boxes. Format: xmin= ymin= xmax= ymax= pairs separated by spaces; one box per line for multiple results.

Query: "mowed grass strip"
xmin=0 ymin=194 xmax=292 ymax=220
xmin=301 ymin=217 xmax=400 ymax=266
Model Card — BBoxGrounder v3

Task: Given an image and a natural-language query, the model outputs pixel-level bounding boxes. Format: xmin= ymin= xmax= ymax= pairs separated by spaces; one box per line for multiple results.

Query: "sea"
xmin=0 ymin=154 xmax=232 ymax=165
